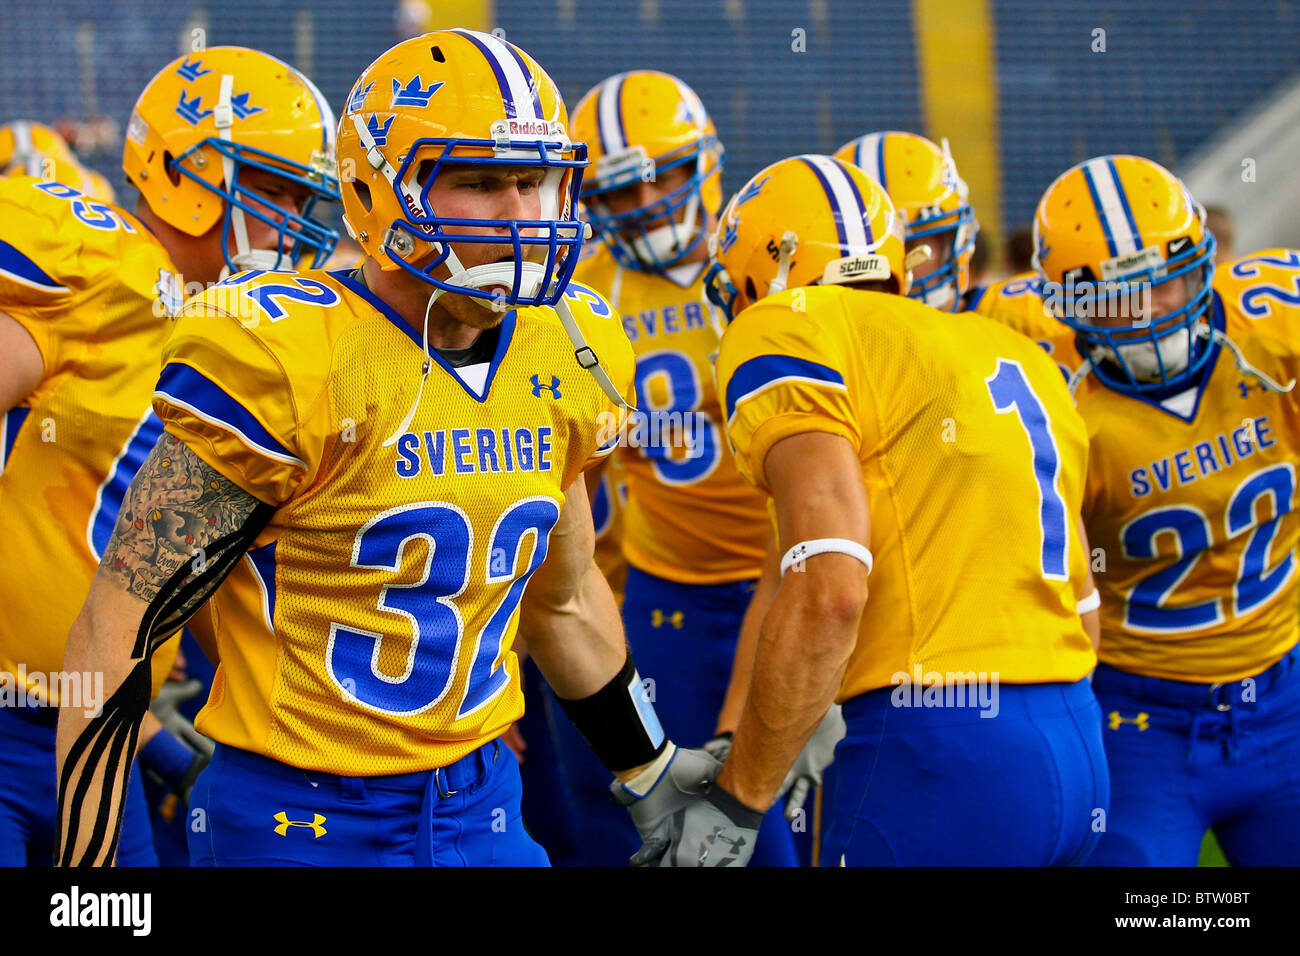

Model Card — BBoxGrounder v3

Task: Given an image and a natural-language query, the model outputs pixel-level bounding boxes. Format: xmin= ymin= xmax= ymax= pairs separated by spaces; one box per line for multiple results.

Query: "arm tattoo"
xmin=100 ymin=433 xmax=261 ymax=605
xmin=57 ymin=433 xmax=274 ymax=866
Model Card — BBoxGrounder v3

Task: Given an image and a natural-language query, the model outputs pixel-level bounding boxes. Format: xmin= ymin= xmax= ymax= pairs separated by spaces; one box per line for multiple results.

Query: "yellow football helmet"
xmin=834 ymin=131 xmax=976 ymax=311
xmin=124 ymin=46 xmax=340 ymax=273
xmin=1033 ymin=154 xmax=1215 ymax=395
xmin=337 ymin=29 xmax=586 ymax=308
xmin=570 ymin=70 xmax=724 ymax=272
xmin=0 ymin=121 xmax=116 ymax=201
xmin=704 ymin=154 xmax=908 ymax=321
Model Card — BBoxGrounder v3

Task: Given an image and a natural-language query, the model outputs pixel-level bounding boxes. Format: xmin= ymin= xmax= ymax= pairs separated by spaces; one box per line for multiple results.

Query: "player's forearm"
xmin=56 ymin=580 xmax=154 ymax=866
xmin=715 ymin=537 xmax=780 ymax=735
xmin=717 ymin=562 xmax=863 ymax=810
xmin=523 ymin=558 xmax=627 ymax=699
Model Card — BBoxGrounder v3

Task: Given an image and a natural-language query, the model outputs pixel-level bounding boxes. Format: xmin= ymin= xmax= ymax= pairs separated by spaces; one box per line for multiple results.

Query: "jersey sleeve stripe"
xmin=0 ymin=238 xmax=70 ymax=291
xmin=724 ymin=354 xmax=847 ymax=421
xmin=154 ymin=363 xmax=304 ymax=467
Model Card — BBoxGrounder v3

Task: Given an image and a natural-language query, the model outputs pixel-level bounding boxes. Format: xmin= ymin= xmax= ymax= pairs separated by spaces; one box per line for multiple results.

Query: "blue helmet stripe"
xmin=876 ymin=135 xmax=889 ymax=193
xmin=798 ymin=157 xmax=849 ymax=254
xmin=1107 ymin=156 xmax=1143 ymax=251
xmin=1080 ymin=162 xmax=1119 ymax=258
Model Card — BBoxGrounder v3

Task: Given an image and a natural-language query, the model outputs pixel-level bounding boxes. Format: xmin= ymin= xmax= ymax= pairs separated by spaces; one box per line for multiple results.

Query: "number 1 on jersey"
xmin=985 ymin=359 xmax=1070 ymax=580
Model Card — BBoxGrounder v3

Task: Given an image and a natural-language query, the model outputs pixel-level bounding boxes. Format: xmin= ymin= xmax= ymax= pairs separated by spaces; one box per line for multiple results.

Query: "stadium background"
xmin=1 ymin=0 xmax=1296 ymax=265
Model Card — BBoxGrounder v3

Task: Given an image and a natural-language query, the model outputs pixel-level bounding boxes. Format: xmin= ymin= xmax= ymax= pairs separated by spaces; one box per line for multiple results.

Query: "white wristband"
xmin=1077 ymin=589 xmax=1100 ymax=614
xmin=780 ymin=538 xmax=874 ymax=576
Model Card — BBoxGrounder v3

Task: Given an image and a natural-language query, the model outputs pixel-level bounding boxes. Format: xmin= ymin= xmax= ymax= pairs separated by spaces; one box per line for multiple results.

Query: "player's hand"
xmin=624 ymin=778 xmax=763 ymax=867
xmin=146 ymin=678 xmax=215 ymax=805
xmin=610 ymin=743 xmax=729 ymax=865
xmin=777 ymin=703 xmax=845 ymax=821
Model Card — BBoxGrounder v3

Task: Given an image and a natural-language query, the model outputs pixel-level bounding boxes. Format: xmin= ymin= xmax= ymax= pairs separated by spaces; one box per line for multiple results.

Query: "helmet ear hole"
xmin=162 ymin=151 xmax=182 ymax=187
xmin=353 ymin=179 xmax=373 ymax=213
xmin=745 ymin=276 xmax=758 ymax=303
xmin=430 ymin=45 xmax=445 ymax=63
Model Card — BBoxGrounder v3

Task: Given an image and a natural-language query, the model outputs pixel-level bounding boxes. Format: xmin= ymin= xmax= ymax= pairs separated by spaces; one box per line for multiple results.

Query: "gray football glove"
xmin=777 ymin=703 xmax=845 ymax=821
xmin=702 ymin=732 xmax=733 ymax=764
xmin=611 ymin=744 xmax=735 ymax=865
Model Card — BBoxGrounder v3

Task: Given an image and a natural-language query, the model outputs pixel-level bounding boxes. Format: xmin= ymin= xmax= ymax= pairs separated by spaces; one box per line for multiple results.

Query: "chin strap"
xmin=552 ymin=289 xmax=636 ymax=413
xmin=1208 ymin=325 xmax=1296 ymax=394
xmin=1066 ymin=357 xmax=1095 ymax=398
xmin=213 ymin=74 xmax=280 ymax=279
xmin=767 ymin=231 xmax=799 ymax=296
xmin=381 ymin=286 xmax=443 ymax=448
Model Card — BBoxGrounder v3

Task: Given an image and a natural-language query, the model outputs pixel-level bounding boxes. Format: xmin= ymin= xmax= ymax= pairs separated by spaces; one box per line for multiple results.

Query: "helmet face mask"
xmin=371 ymin=130 xmax=588 ymax=307
xmin=904 ymin=204 xmax=977 ymax=311
xmin=1049 ymin=234 xmax=1217 ymax=393
xmin=583 ymin=137 xmax=723 ymax=272
xmin=172 ymin=138 xmax=340 ymax=273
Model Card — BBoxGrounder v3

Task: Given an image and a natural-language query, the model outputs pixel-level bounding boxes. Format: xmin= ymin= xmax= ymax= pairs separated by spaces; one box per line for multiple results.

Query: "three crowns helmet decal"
xmin=171 ymin=58 xmax=267 ymax=127
xmin=391 ymin=75 xmax=445 ymax=108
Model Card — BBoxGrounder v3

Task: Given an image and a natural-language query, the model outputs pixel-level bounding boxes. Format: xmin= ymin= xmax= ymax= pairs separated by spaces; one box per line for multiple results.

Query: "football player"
xmin=0 ymin=120 xmax=117 ymax=201
xmin=626 ymin=155 xmax=1108 ymax=866
xmin=0 ymin=47 xmax=339 ymax=866
xmin=544 ymin=71 xmax=794 ymax=866
xmin=1034 ymin=155 xmax=1300 ymax=865
xmin=55 ymin=29 xmax=715 ymax=867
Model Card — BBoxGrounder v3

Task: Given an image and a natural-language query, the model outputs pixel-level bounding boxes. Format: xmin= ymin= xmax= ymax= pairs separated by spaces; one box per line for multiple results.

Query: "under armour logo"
xmin=530 ymin=374 xmax=561 ymax=399
xmin=651 ymin=609 xmax=684 ymax=629
xmin=1107 ymin=710 xmax=1149 ymax=731
xmin=175 ymin=57 xmax=212 ymax=82
xmin=273 ymin=811 xmax=328 ymax=838
xmin=699 ymin=826 xmax=748 ymax=865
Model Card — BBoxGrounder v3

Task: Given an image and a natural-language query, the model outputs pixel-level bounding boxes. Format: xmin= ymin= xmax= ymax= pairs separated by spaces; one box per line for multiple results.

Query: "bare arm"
xmin=714 ymin=529 xmax=779 ymax=736
xmin=0 ymin=309 xmax=43 ymax=410
xmin=715 ymin=432 xmax=869 ymax=811
xmin=56 ymin=434 xmax=264 ymax=865
xmin=518 ymin=475 xmax=650 ymax=781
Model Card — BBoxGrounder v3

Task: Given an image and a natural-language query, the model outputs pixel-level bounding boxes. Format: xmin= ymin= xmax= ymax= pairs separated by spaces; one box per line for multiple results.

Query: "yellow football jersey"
xmin=1078 ymin=249 xmax=1300 ymax=682
xmin=967 ymin=272 xmax=1083 ymax=379
xmin=592 ymin=450 xmax=629 ymax=605
xmin=715 ymin=286 xmax=1097 ymax=699
xmin=575 ymin=245 xmax=767 ymax=584
xmin=0 ymin=176 xmax=179 ymax=705
xmin=153 ymin=267 xmax=635 ymax=776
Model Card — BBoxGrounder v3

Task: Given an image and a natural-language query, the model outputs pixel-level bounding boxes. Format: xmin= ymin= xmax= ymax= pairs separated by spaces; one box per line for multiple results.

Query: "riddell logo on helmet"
xmin=400 ymin=191 xmax=437 ymax=236
xmin=492 ymin=119 xmax=565 ymax=140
